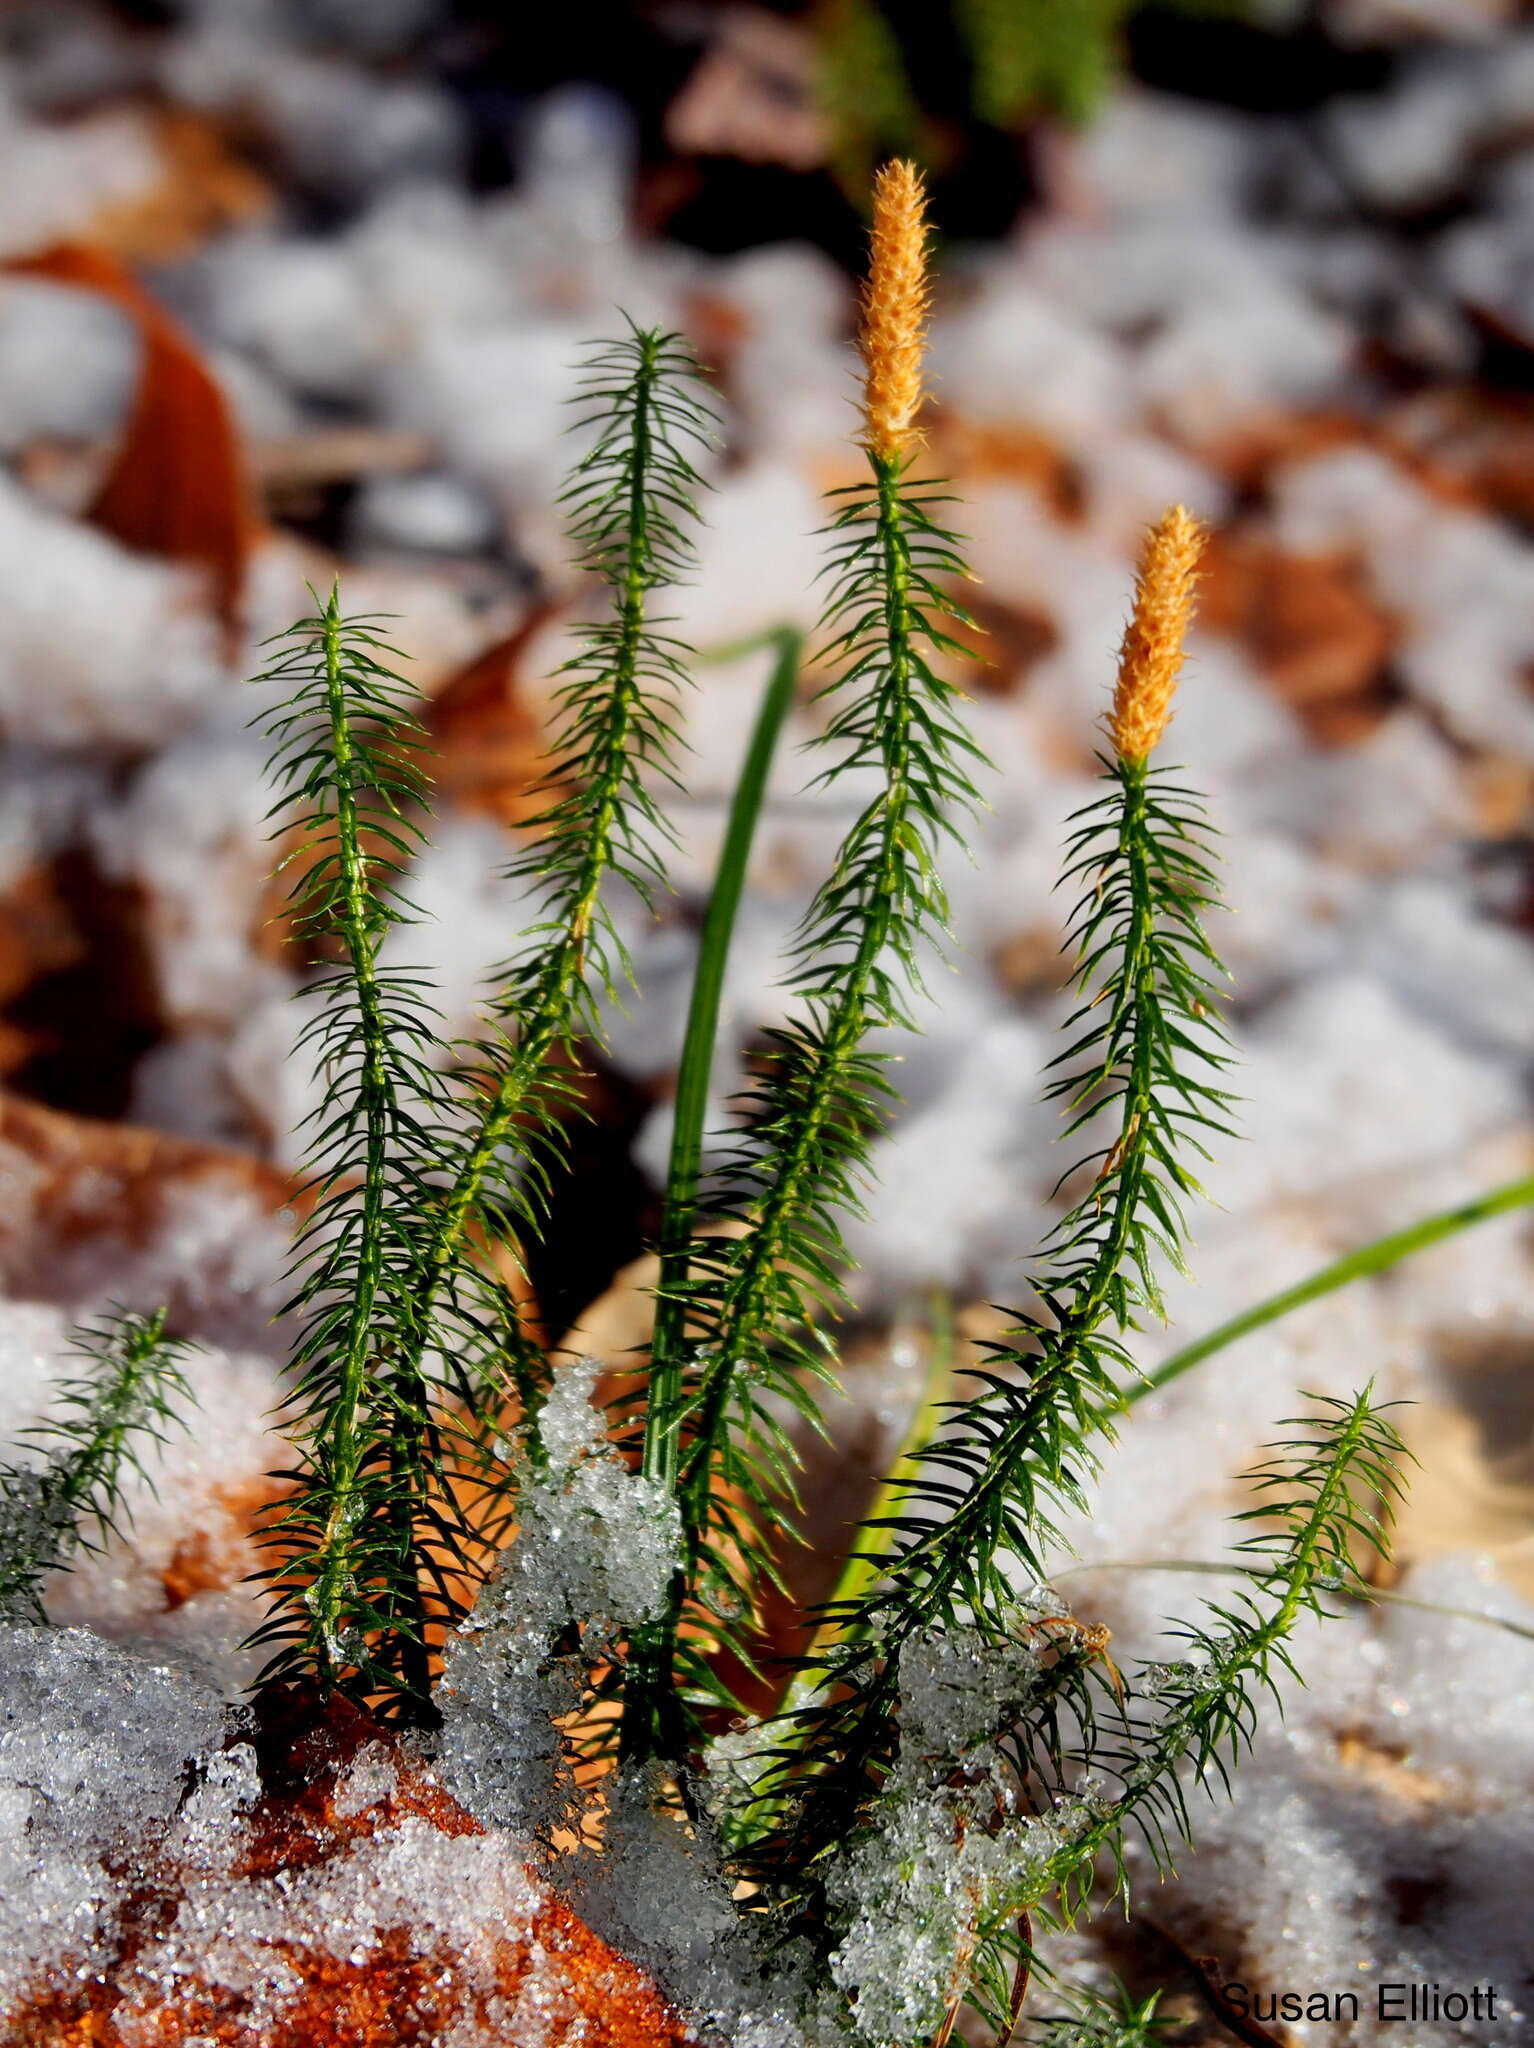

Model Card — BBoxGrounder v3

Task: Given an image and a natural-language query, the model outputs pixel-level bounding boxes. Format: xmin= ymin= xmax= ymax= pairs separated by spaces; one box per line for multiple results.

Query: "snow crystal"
xmin=91 ymin=729 xmax=278 ymax=1032
xmin=672 ymin=460 xmax=827 ymax=646
xmin=723 ymin=243 xmax=857 ymax=462
xmin=0 ymin=277 xmax=139 ymax=455
xmin=1350 ymin=875 xmax=1534 ymax=1062
xmin=0 ymin=1624 xmax=225 ymax=2013
xmin=0 ymin=1301 xmax=279 ymax=1683
xmin=1326 ymin=59 xmax=1489 ymax=211
xmin=1073 ymin=89 xmax=1258 ymax=222
xmin=0 ymin=12 xmax=1531 ymax=2038
xmin=1272 ymin=448 xmax=1534 ymax=763
xmin=1169 ymin=1569 xmax=1534 ymax=2044
xmin=437 ymin=1360 xmax=681 ymax=1839
xmin=569 ymin=1761 xmax=814 ymax=2048
xmin=1325 ymin=0 xmax=1516 ymax=43
xmin=130 ymin=1028 xmax=257 ymax=1146
xmin=844 ymin=1010 xmax=1050 ymax=1299
xmin=165 ymin=20 xmax=463 ymax=201
xmin=198 ymin=231 xmax=384 ymax=405
xmin=1207 ymin=970 xmax=1522 ymax=1217
xmin=383 ymin=319 xmax=593 ymax=564
xmin=932 ymin=280 xmax=1134 ymax=453
xmin=351 ymin=469 xmax=501 ymax=556
xmin=0 ymin=89 xmax=162 ymax=259
xmin=377 ymin=817 xmax=536 ymax=1049
xmin=0 ymin=472 xmax=224 ymax=748
xmin=1262 ymin=710 xmax=1470 ymax=872
xmin=820 ymin=1623 xmax=1061 ymax=2046
xmin=517 ymin=84 xmax=635 ymax=250
xmin=1136 ymin=287 xmax=1353 ymax=444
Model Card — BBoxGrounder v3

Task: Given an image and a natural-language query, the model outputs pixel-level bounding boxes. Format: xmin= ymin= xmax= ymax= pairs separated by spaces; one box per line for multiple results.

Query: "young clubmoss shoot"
xmin=861 ymin=158 xmax=931 ymax=460
xmin=1108 ymin=504 xmax=1205 ymax=762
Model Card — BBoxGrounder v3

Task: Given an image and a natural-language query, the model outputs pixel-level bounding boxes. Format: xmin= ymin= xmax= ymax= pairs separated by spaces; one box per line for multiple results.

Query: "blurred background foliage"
xmin=815 ymin=0 xmax=1248 ymax=197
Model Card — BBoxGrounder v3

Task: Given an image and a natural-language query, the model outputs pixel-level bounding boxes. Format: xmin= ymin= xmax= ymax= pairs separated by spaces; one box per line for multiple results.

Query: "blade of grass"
xmin=784 ymin=1285 xmax=957 ymax=1713
xmin=716 ymin=1291 xmax=954 ymax=1849
xmin=1054 ymin=1557 xmax=1534 ymax=1647
xmin=643 ymin=626 xmax=804 ymax=1491
xmin=1121 ymin=1171 xmax=1534 ymax=1411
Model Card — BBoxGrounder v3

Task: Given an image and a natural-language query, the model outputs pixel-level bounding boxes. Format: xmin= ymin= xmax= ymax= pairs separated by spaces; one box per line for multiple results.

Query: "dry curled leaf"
xmin=0 ymin=1088 xmax=289 ymax=1289
xmin=665 ymin=5 xmax=829 ymax=170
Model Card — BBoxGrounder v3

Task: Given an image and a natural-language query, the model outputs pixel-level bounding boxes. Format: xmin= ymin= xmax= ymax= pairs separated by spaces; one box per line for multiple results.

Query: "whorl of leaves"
xmin=0 ymin=1308 xmax=194 ymax=1624
xmin=246 ymin=590 xmax=462 ymax=1714
xmin=1019 ymin=1982 xmax=1168 ymax=2048
xmin=621 ymin=450 xmax=985 ymax=1756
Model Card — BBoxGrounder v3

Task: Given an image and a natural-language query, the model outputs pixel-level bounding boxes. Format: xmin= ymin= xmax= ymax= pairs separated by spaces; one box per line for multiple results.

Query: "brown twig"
xmin=1137 ymin=1916 xmax=1287 ymax=2048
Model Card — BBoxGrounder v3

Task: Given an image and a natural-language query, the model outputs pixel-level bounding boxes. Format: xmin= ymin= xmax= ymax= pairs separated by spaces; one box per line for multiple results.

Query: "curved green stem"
xmin=676 ymin=462 xmax=914 ymax=1509
xmin=1054 ymin=1558 xmax=1534 ymax=1646
xmin=644 ymin=626 xmax=803 ymax=1490
xmin=1123 ymin=1171 xmax=1534 ymax=1411
xmin=621 ymin=630 xmax=802 ymax=1763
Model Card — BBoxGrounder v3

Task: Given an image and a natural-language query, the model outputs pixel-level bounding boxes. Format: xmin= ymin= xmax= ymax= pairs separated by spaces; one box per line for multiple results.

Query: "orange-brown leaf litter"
xmin=5 ymin=1694 xmax=692 ymax=2048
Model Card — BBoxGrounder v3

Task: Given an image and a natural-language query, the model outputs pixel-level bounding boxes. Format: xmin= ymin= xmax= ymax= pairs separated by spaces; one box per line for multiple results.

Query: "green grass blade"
xmin=1123 ymin=1171 xmax=1534 ymax=1409
xmin=783 ymin=1289 xmax=953 ymax=1717
xmin=645 ymin=626 xmax=804 ymax=1491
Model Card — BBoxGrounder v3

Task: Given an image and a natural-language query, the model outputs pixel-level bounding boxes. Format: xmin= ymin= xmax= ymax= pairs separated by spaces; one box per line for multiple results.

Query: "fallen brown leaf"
xmin=430 ymin=607 xmax=559 ymax=829
xmin=6 ymin=1691 xmax=690 ymax=2048
xmin=9 ymin=243 xmax=258 ymax=627
xmin=1199 ymin=528 xmax=1397 ymax=743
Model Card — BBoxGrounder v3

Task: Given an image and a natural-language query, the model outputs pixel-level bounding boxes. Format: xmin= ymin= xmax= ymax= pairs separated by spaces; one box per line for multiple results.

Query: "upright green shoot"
xmin=248 ymin=589 xmax=451 ymax=1714
xmin=402 ymin=326 xmax=716 ymax=1428
xmin=737 ymin=505 xmax=1228 ymax=1894
xmin=623 ymin=161 xmax=985 ymax=1759
xmin=0 ymin=1308 xmax=195 ymax=1624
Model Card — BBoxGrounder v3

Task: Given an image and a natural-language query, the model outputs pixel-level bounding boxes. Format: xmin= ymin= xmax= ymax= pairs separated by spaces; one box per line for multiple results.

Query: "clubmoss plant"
xmin=626 ymin=157 xmax=985 ymax=1764
xmin=0 ymin=1308 xmax=194 ymax=1625
xmin=7 ymin=156 xmax=1530 ymax=2046
xmin=243 ymin=588 xmax=461 ymax=1711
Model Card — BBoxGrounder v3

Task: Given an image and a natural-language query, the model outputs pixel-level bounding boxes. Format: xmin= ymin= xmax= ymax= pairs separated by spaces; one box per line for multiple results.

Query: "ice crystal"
xmin=570 ymin=1761 xmax=816 ymax=2048
xmin=436 ymin=1360 xmax=681 ymax=1841
xmin=0 ymin=1465 xmax=72 ymax=1621
xmin=0 ymin=1623 xmax=225 ymax=2011
xmin=820 ymin=1623 xmax=1063 ymax=2047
